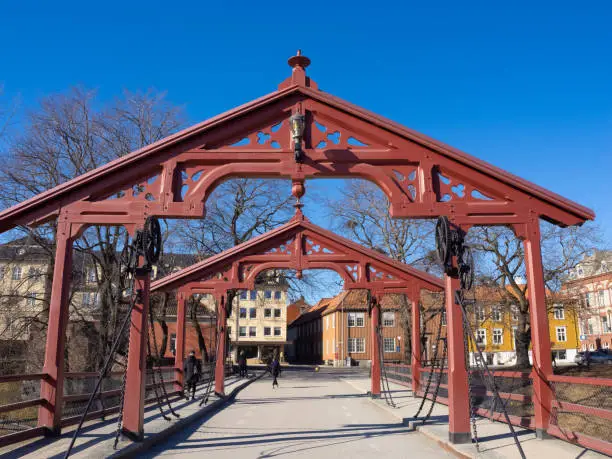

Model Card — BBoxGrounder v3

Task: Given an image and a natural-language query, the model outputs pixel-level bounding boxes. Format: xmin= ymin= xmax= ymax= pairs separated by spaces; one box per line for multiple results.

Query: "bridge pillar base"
xmin=448 ymin=432 xmax=471 ymax=444
xmin=535 ymin=428 xmax=552 ymax=440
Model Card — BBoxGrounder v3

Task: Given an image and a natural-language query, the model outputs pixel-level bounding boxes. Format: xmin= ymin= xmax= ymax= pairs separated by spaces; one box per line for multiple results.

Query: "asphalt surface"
xmin=143 ymin=367 xmax=453 ymax=458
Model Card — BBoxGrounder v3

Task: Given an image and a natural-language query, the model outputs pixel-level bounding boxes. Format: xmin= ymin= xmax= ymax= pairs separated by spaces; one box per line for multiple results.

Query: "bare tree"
xmin=326 ymin=179 xmax=437 ymax=272
xmin=178 ymin=179 xmax=294 ymax=257
xmin=468 ymin=222 xmax=603 ymax=368
xmin=0 ymin=87 xmax=184 ymax=371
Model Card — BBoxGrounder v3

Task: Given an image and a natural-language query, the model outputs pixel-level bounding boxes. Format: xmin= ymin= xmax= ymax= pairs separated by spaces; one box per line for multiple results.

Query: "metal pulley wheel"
xmin=459 ymin=245 xmax=475 ymax=291
xmin=142 ymin=216 xmax=162 ymax=265
xmin=435 ymin=216 xmax=451 ymax=270
xmin=119 ymin=239 xmax=138 ymax=275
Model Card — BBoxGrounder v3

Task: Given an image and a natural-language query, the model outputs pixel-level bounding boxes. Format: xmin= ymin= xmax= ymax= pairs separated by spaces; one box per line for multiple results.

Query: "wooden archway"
xmin=0 ymin=52 xmax=594 ymax=442
xmin=150 ymin=210 xmax=443 ymax=397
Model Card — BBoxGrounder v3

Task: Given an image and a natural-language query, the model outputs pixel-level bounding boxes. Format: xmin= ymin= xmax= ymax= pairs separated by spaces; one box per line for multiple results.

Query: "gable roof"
xmin=0 ymin=66 xmax=594 ymax=232
xmin=150 ymin=215 xmax=444 ymax=293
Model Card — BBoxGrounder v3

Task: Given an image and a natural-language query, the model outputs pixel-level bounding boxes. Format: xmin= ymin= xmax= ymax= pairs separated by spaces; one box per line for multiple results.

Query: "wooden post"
xmin=214 ymin=293 xmax=227 ymax=396
xmin=446 ymin=272 xmax=471 ymax=444
xmin=370 ymin=299 xmax=381 ymax=397
xmin=522 ymin=219 xmax=553 ymax=438
xmin=37 ymin=221 xmax=75 ymax=435
xmin=121 ymin=270 xmax=150 ymax=441
xmin=411 ymin=298 xmax=421 ymax=395
xmin=174 ymin=291 xmax=187 ymax=393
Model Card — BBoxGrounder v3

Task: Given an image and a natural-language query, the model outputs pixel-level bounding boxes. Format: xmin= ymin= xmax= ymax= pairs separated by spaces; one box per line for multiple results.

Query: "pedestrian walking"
xmin=271 ymin=355 xmax=281 ymax=388
xmin=238 ymin=350 xmax=247 ymax=378
xmin=184 ymin=350 xmax=202 ymax=400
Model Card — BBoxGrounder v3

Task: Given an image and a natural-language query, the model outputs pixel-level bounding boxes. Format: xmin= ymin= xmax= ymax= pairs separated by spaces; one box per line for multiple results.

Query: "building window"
xmin=249 ymin=327 xmax=256 ymax=337
xmin=603 ymin=316 xmax=611 ymax=333
xmin=265 ymin=290 xmax=272 ymax=299
xmin=239 ymin=327 xmax=247 ymax=337
xmin=347 ymin=312 xmax=365 ymax=327
xmin=227 ymin=326 xmax=232 ymax=336
xmin=249 ymin=308 xmax=256 ymax=319
xmin=475 ymin=307 xmax=485 ymax=322
xmin=86 ymin=268 xmax=96 ymax=283
xmin=441 ymin=310 xmax=447 ymax=326
xmin=383 ymin=337 xmax=395 ymax=353
xmin=274 ymin=309 xmax=281 ymax=318
xmin=250 ymin=291 xmax=257 ymax=300
xmin=348 ymin=337 xmax=365 ymax=353
xmin=264 ymin=308 xmax=271 ymax=318
xmin=511 ymin=326 xmax=517 ymax=350
xmin=26 ymin=292 xmax=37 ymax=306
xmin=264 ymin=327 xmax=271 ymax=336
xmin=170 ymin=333 xmax=176 ymax=354
xmin=511 ymin=305 xmax=518 ymax=321
xmin=274 ymin=291 xmax=282 ymax=300
xmin=491 ymin=307 xmax=502 ymax=322
xmin=11 ymin=266 xmax=22 ymax=281
xmin=589 ymin=343 xmax=595 ymax=351
xmin=82 ymin=292 xmax=97 ymax=307
xmin=274 ymin=327 xmax=281 ymax=336
xmin=239 ymin=308 xmax=247 ymax=319
xmin=382 ymin=312 xmax=395 ymax=327
xmin=598 ymin=290 xmax=605 ymax=307
xmin=493 ymin=328 xmax=503 ymax=345
xmin=240 ymin=290 xmax=247 ymax=300
xmin=553 ymin=305 xmax=565 ymax=320
xmin=556 ymin=326 xmax=567 ymax=342
xmin=553 ymin=349 xmax=567 ymax=360
xmin=476 ymin=329 xmax=487 ymax=346
xmin=603 ymin=341 xmax=610 ymax=350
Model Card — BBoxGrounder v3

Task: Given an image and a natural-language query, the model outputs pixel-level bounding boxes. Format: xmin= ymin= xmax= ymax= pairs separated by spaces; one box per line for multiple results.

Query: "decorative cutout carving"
xmin=345 ymin=264 xmax=359 ymax=281
xmin=240 ymin=263 xmax=256 ymax=282
xmin=216 ymin=121 xmax=288 ymax=150
xmin=178 ymin=166 xmax=207 ymax=202
xmin=368 ymin=264 xmax=397 ymax=281
xmin=304 ymin=237 xmax=336 ymax=255
xmin=203 ymin=264 xmax=232 ymax=282
xmin=435 ymin=169 xmax=498 ymax=203
xmin=265 ymin=238 xmax=294 ymax=255
xmin=99 ymin=173 xmax=161 ymax=202
xmin=389 ymin=166 xmax=419 ymax=202
xmin=311 ymin=116 xmax=383 ymax=150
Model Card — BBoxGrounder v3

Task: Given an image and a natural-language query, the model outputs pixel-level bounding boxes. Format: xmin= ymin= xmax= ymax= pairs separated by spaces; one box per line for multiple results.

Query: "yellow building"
xmin=465 ymin=287 xmax=580 ymax=365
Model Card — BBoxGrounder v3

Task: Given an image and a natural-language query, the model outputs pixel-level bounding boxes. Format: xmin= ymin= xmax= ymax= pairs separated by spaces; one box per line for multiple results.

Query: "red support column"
xmin=370 ymin=300 xmax=381 ymax=398
xmin=446 ymin=272 xmax=471 ymax=444
xmin=411 ymin=299 xmax=421 ymax=395
xmin=522 ymin=219 xmax=553 ymax=439
xmin=122 ymin=271 xmax=150 ymax=441
xmin=37 ymin=221 xmax=75 ymax=435
xmin=174 ymin=291 xmax=187 ymax=393
xmin=214 ymin=293 xmax=227 ymax=396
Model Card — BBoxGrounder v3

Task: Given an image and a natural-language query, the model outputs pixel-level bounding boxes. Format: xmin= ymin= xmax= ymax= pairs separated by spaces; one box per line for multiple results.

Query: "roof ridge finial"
xmin=288 ymin=49 xmax=311 ymax=70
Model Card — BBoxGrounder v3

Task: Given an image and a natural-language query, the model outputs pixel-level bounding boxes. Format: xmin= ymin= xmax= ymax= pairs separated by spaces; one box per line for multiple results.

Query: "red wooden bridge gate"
xmin=0 ymin=52 xmax=600 ymax=450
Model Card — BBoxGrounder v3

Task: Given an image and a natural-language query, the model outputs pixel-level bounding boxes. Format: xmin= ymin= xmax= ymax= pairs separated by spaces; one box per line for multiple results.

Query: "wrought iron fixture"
xmin=290 ymin=111 xmax=306 ymax=163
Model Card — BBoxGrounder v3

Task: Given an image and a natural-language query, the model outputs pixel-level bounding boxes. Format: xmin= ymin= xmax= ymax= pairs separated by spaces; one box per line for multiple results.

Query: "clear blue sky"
xmin=2 ymin=0 xmax=611 ymax=247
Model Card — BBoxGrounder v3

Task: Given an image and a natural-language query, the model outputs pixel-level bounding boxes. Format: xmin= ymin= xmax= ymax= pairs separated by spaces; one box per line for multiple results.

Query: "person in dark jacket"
xmin=271 ymin=356 xmax=281 ymax=388
xmin=184 ymin=350 xmax=201 ymax=400
xmin=238 ymin=351 xmax=247 ymax=378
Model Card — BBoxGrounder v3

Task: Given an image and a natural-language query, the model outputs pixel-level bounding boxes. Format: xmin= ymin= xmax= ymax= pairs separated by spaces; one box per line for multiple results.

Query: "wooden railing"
xmin=382 ymin=363 xmax=612 ymax=457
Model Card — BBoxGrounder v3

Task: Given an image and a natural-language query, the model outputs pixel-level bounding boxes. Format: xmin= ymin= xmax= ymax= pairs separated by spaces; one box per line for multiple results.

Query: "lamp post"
xmin=290 ymin=111 xmax=306 ymax=163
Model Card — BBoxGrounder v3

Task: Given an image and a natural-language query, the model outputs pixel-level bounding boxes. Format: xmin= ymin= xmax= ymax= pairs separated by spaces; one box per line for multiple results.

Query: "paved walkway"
xmin=0 ymin=374 xmax=248 ymax=459
xmin=342 ymin=373 xmax=608 ymax=459
xmin=143 ymin=367 xmax=453 ymax=458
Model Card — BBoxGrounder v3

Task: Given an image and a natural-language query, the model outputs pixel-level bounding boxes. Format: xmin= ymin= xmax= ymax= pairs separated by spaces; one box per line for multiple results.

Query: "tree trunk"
xmin=189 ymin=304 xmax=209 ymax=362
xmin=515 ymin=311 xmax=531 ymax=368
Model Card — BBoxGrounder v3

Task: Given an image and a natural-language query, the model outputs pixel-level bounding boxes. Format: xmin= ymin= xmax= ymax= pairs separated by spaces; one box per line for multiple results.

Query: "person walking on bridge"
xmin=271 ymin=355 xmax=281 ymax=389
xmin=184 ymin=350 xmax=202 ymax=400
